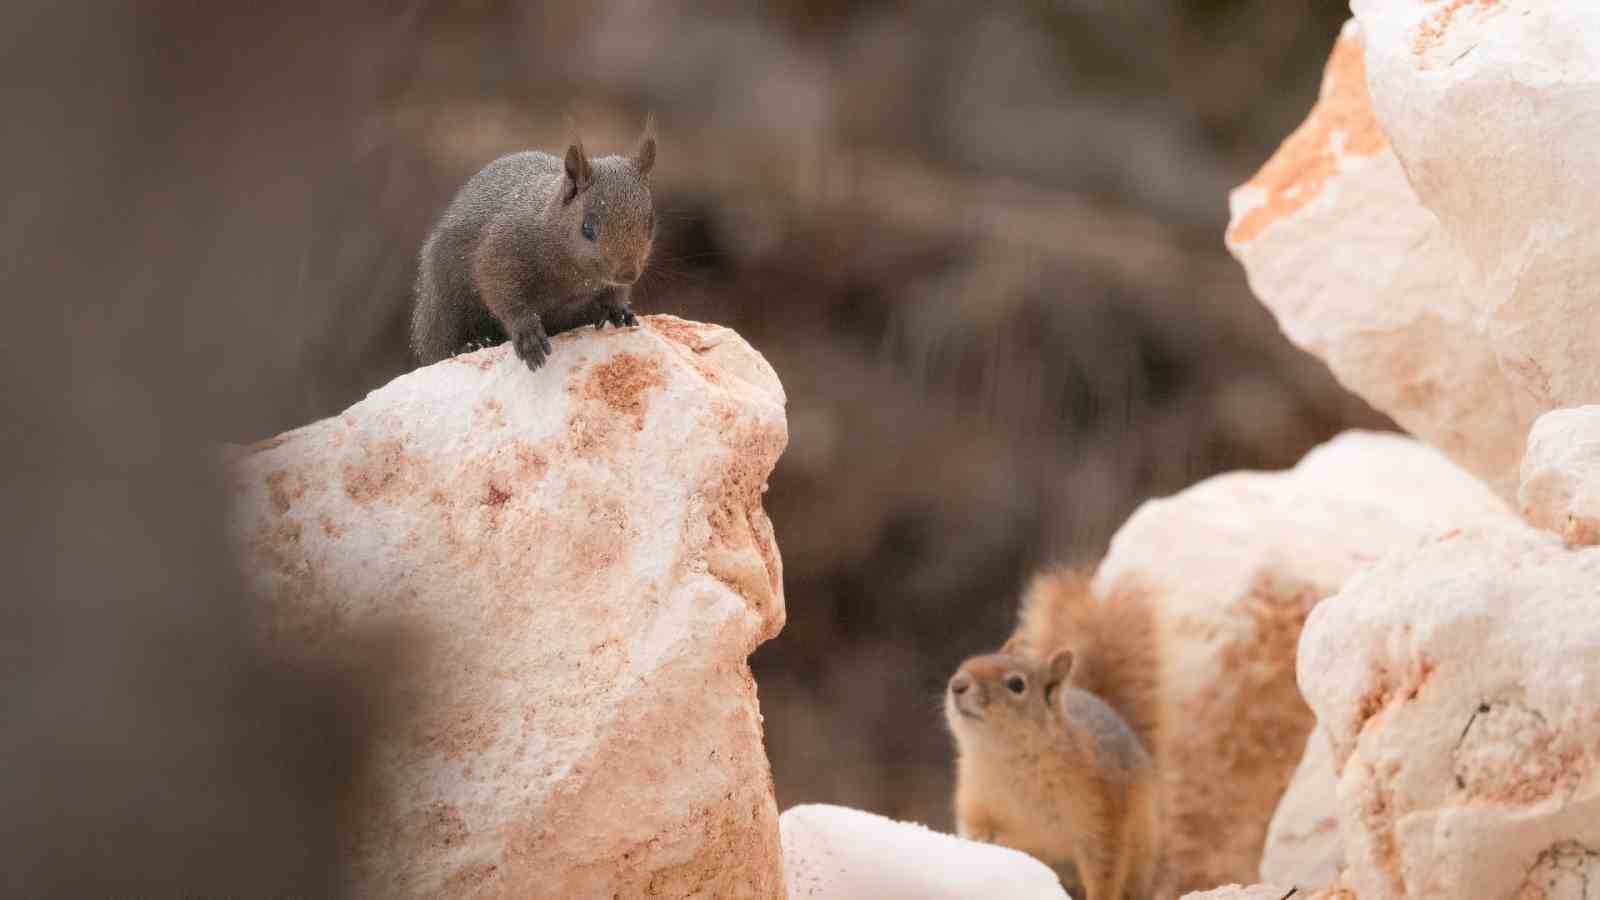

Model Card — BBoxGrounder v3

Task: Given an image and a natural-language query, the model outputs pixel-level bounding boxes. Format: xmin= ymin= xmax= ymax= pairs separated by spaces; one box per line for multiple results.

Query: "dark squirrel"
xmin=411 ymin=126 xmax=657 ymax=371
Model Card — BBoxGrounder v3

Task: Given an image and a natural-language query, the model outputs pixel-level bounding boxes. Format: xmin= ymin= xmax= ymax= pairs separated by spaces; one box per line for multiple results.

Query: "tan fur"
xmin=946 ymin=568 xmax=1165 ymax=900
xmin=1007 ymin=566 xmax=1163 ymax=757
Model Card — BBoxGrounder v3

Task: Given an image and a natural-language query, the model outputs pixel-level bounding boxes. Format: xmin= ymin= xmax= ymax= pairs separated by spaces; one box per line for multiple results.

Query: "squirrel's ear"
xmin=1043 ymin=649 xmax=1073 ymax=706
xmin=1046 ymin=649 xmax=1074 ymax=686
xmin=633 ymin=113 xmax=657 ymax=177
xmin=634 ymin=136 xmax=656 ymax=177
xmin=563 ymin=142 xmax=593 ymax=204
xmin=999 ymin=635 xmax=1022 ymax=656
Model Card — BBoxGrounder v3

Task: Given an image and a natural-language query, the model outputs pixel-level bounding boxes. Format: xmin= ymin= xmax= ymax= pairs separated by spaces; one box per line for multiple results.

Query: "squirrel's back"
xmin=411 ymin=152 xmax=564 ymax=363
xmin=1007 ymin=566 xmax=1163 ymax=757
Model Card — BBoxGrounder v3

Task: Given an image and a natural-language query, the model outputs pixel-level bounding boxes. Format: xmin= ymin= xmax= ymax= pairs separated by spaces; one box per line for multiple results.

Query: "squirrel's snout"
xmin=949 ymin=672 xmax=972 ymax=696
xmin=949 ymin=670 xmax=986 ymax=720
xmin=613 ymin=263 xmax=640 ymax=285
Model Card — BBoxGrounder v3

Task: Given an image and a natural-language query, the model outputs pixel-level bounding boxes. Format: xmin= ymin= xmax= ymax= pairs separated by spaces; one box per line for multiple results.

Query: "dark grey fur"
xmin=1059 ymin=686 xmax=1152 ymax=778
xmin=411 ymin=130 xmax=656 ymax=371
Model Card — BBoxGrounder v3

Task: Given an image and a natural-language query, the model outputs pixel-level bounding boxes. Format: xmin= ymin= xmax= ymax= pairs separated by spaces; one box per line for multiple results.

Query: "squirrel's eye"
xmin=581 ymin=220 xmax=597 ymax=241
xmin=1004 ymin=675 xmax=1026 ymax=695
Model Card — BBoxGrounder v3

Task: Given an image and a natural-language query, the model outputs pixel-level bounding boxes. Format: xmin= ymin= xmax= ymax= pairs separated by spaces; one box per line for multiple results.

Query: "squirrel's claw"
xmin=513 ymin=323 xmax=552 ymax=371
xmin=596 ymin=302 xmax=637 ymax=330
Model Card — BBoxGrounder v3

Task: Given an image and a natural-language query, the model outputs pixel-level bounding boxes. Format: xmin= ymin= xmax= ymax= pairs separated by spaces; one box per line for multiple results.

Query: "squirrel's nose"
xmin=949 ymin=672 xmax=972 ymax=696
xmin=614 ymin=264 xmax=639 ymax=285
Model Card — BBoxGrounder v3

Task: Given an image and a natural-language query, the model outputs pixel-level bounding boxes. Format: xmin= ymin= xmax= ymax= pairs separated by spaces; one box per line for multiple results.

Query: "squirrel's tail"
xmin=1008 ymin=565 xmax=1163 ymax=758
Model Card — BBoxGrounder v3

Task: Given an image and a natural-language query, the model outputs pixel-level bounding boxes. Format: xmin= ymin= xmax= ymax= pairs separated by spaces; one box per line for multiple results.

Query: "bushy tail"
xmin=1007 ymin=565 xmax=1163 ymax=757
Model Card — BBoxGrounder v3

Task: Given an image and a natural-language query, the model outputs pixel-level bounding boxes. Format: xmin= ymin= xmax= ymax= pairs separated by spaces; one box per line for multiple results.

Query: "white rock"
xmin=1260 ymin=726 xmax=1341 ymax=890
xmin=1225 ymin=20 xmax=1539 ymax=497
xmin=1179 ymin=886 xmax=1295 ymax=900
xmin=778 ymin=804 xmax=1068 ymax=900
xmin=1353 ymin=1 xmax=1600 ymax=418
xmin=230 ymin=317 xmax=788 ymax=897
xmin=1299 ymin=526 xmax=1600 ymax=900
xmin=1093 ymin=431 xmax=1511 ymax=892
xmin=1520 ymin=406 xmax=1600 ymax=546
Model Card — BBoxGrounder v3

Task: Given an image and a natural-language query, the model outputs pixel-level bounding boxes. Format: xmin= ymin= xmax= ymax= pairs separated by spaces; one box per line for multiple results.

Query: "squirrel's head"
xmin=556 ymin=126 xmax=656 ymax=289
xmin=944 ymin=648 xmax=1073 ymax=747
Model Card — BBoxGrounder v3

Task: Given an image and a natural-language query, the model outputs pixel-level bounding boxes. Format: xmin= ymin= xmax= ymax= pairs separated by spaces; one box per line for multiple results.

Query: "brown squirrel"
xmin=411 ymin=126 xmax=657 ymax=371
xmin=945 ymin=567 xmax=1163 ymax=900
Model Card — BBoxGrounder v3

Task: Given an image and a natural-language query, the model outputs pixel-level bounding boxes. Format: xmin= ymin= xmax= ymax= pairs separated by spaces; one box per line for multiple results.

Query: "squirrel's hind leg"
xmin=1072 ymin=832 xmax=1131 ymax=900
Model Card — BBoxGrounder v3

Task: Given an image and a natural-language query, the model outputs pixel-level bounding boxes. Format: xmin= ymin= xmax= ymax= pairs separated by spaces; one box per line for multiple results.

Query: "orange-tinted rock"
xmin=1226 ymin=27 xmax=1387 ymax=246
xmin=1227 ymin=20 xmax=1537 ymax=499
xmin=1231 ymin=7 xmax=1600 ymax=498
xmin=230 ymin=316 xmax=788 ymax=897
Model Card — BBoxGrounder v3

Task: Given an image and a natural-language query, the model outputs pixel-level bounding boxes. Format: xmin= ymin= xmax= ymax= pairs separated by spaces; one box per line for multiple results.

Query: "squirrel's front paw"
xmin=512 ymin=322 xmax=553 ymax=371
xmin=595 ymin=300 xmax=638 ymax=330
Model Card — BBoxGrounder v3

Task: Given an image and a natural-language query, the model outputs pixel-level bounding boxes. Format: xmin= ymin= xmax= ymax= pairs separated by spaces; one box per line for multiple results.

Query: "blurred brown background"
xmin=2 ymin=1 xmax=1377 ymax=892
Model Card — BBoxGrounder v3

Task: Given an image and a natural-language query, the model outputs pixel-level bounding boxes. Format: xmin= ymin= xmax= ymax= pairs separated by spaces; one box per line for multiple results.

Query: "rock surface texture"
xmin=1227 ymin=4 xmax=1600 ymax=498
xmin=1299 ymin=526 xmax=1600 ymax=900
xmin=1260 ymin=726 xmax=1342 ymax=891
xmin=230 ymin=317 xmax=788 ymax=898
xmin=1520 ymin=406 xmax=1600 ymax=547
xmin=1179 ymin=886 xmax=1295 ymax=900
xmin=1229 ymin=7 xmax=1600 ymax=897
xmin=1092 ymin=432 xmax=1510 ymax=893
xmin=778 ymin=804 xmax=1068 ymax=900
xmin=1354 ymin=0 xmax=1600 ymax=427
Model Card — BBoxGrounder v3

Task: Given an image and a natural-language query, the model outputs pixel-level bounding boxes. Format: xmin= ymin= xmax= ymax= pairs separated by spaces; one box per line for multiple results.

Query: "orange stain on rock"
xmin=586 ymin=353 xmax=666 ymax=424
xmin=1415 ymin=0 xmax=1502 ymax=64
xmin=646 ymin=315 xmax=714 ymax=350
xmin=566 ymin=353 xmax=668 ymax=457
xmin=342 ymin=438 xmax=414 ymax=504
xmin=1228 ymin=32 xmax=1390 ymax=245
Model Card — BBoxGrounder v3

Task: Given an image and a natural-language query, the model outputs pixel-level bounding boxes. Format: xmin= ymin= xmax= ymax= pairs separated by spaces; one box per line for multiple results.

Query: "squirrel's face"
xmin=944 ymin=649 xmax=1075 ymax=747
xmin=559 ymin=138 xmax=656 ymax=291
xmin=946 ymin=653 xmax=1051 ymax=739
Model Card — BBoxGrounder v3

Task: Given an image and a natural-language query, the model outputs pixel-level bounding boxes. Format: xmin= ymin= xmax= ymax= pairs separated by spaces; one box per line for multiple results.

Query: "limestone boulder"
xmin=1260 ymin=726 xmax=1341 ymax=891
xmin=1299 ymin=526 xmax=1600 ymax=899
xmin=1227 ymin=6 xmax=1600 ymax=497
xmin=1520 ymin=406 xmax=1600 ymax=547
xmin=1224 ymin=19 xmax=1533 ymax=498
xmin=1353 ymin=0 xmax=1600 ymax=419
xmin=230 ymin=317 xmax=788 ymax=897
xmin=778 ymin=804 xmax=1068 ymax=900
xmin=1093 ymin=431 xmax=1511 ymax=892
